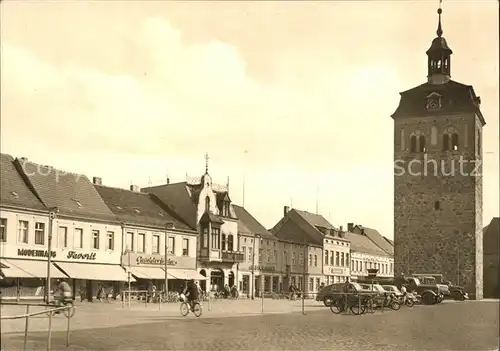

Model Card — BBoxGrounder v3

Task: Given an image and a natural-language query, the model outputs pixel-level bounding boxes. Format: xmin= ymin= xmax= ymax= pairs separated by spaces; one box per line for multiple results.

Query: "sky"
xmin=1 ymin=1 xmax=498 ymax=238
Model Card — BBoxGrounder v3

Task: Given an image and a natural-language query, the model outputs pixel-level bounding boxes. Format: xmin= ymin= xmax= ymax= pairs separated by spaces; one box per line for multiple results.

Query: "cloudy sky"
xmin=1 ymin=1 xmax=498 ymax=238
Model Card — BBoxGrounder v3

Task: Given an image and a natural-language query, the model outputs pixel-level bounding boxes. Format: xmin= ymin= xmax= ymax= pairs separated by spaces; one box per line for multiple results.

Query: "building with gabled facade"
xmin=142 ymin=158 xmax=243 ymax=292
xmin=6 ymin=156 xmax=129 ymax=301
xmin=93 ymin=179 xmax=201 ymax=293
xmin=483 ymin=217 xmax=499 ymax=298
xmin=271 ymin=207 xmax=350 ymax=296
xmin=349 ymin=223 xmax=394 ymax=257
xmin=233 ymin=204 xmax=278 ymax=298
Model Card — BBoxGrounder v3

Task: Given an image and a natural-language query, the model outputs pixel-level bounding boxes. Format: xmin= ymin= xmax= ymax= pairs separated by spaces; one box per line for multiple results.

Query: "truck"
xmin=356 ymin=276 xmax=444 ymax=305
xmin=412 ymin=274 xmax=468 ymax=301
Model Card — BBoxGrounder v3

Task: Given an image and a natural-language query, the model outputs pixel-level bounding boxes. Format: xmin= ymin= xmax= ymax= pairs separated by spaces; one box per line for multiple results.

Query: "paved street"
xmin=1 ymin=300 xmax=499 ymax=350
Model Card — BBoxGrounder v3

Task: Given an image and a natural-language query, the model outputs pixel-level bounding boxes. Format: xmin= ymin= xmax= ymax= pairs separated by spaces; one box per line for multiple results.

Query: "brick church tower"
xmin=391 ymin=4 xmax=485 ymax=299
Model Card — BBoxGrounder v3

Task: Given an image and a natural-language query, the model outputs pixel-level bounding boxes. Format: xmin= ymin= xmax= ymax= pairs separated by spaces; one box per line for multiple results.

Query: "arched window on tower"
xmin=442 ymin=134 xmax=450 ymax=151
xmin=205 ymin=196 xmax=210 ymax=213
xmin=419 ymin=136 xmax=426 ymax=152
xmin=477 ymin=130 xmax=481 ymax=154
xmin=410 ymin=135 xmax=417 ymax=153
xmin=451 ymin=133 xmax=459 ymax=150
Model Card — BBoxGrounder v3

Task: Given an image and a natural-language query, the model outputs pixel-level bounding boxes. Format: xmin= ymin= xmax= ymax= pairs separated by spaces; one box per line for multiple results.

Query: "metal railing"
xmin=0 ymin=301 xmax=74 ymax=351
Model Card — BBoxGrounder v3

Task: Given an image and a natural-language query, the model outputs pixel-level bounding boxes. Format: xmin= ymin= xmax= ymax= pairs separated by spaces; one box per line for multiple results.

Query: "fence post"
xmin=47 ymin=309 xmax=53 ymax=351
xmin=23 ymin=304 xmax=30 ymax=351
xmin=66 ymin=309 xmax=71 ymax=346
xmin=261 ymin=291 xmax=264 ymax=314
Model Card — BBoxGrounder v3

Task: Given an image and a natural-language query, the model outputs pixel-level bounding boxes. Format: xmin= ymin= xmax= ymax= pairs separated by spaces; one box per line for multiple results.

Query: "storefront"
xmin=121 ymin=253 xmax=206 ymax=293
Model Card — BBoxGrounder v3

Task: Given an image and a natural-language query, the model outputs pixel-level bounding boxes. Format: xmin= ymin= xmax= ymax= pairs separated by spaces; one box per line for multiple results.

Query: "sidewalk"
xmin=1 ymin=299 xmax=327 ymax=335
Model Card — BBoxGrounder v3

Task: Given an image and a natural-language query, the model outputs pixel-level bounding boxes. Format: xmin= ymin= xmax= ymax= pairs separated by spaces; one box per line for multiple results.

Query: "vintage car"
xmin=316 ymin=282 xmax=369 ymax=307
xmin=382 ymin=285 xmax=403 ymax=297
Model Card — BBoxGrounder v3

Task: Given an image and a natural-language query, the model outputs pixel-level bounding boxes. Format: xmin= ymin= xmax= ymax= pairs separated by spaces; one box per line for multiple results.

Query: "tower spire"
xmin=436 ymin=0 xmax=443 ymax=37
xmin=204 ymin=153 xmax=209 ymax=174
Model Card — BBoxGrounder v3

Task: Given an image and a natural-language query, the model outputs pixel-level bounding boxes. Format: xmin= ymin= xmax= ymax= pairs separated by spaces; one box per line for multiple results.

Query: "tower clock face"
xmin=426 ymin=98 xmax=439 ymax=110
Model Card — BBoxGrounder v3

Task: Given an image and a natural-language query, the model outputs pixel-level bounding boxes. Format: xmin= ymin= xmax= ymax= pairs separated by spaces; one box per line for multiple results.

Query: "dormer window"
xmin=222 ymin=201 xmax=230 ymax=217
xmin=133 ymin=208 xmax=140 ymax=214
xmin=425 ymin=92 xmax=442 ymax=110
xmin=11 ymin=191 xmax=19 ymax=198
xmin=72 ymin=199 xmax=83 ymax=208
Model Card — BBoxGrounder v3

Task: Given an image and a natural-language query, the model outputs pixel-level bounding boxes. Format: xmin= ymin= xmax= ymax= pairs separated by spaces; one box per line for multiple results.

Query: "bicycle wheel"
xmin=63 ymin=304 xmax=76 ymax=318
xmin=329 ymin=300 xmax=342 ymax=314
xmin=193 ymin=303 xmax=202 ymax=317
xmin=180 ymin=302 xmax=190 ymax=316
xmin=390 ymin=301 xmax=401 ymax=311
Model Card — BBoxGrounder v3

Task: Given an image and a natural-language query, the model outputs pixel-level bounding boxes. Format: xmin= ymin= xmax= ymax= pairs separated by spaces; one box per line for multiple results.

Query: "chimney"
xmin=19 ymin=157 xmax=28 ymax=162
xmin=284 ymin=206 xmax=290 ymax=217
xmin=339 ymin=225 xmax=343 ymax=232
xmin=93 ymin=177 xmax=102 ymax=185
xmin=130 ymin=185 xmax=140 ymax=192
xmin=167 ymin=178 xmax=170 ymax=184
xmin=347 ymin=223 xmax=354 ymax=232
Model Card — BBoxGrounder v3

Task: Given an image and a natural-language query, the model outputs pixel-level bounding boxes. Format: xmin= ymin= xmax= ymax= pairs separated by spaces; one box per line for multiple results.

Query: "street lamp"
xmin=46 ymin=207 xmax=58 ymax=303
xmin=251 ymin=233 xmax=261 ymax=300
xmin=164 ymin=222 xmax=175 ymax=293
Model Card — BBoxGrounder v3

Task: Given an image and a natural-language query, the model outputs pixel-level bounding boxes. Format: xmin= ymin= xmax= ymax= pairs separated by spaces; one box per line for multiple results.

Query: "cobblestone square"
xmin=2 ymin=300 xmax=498 ymax=350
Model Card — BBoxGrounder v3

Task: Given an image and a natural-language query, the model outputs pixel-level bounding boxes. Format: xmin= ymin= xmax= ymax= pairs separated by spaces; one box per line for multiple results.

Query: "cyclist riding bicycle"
xmin=54 ymin=279 xmax=72 ymax=314
xmin=182 ymin=279 xmax=199 ymax=311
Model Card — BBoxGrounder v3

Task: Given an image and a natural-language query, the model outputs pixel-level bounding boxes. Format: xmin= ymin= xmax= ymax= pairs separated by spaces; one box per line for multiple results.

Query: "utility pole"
xmin=46 ymin=207 xmax=58 ymax=303
xmin=251 ymin=233 xmax=260 ymax=299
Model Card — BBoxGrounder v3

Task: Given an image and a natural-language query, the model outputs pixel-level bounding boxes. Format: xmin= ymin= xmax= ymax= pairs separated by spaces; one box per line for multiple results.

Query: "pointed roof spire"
xmin=204 ymin=153 xmax=209 ymax=174
xmin=436 ymin=0 xmax=443 ymax=37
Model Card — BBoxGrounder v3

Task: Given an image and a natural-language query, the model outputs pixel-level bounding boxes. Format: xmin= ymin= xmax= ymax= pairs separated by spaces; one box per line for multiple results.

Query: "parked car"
xmin=382 ymin=285 xmax=403 ymax=297
xmin=316 ymin=282 xmax=368 ymax=307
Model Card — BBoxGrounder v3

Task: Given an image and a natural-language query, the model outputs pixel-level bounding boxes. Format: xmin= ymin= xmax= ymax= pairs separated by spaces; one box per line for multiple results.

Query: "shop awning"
xmin=167 ymin=269 xmax=208 ymax=280
xmin=55 ymin=262 xmax=131 ymax=282
xmin=128 ymin=266 xmax=165 ymax=280
xmin=1 ymin=259 xmax=67 ymax=278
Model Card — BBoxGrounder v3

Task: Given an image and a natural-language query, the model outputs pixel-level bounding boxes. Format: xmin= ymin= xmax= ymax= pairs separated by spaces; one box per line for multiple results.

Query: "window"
xmin=58 ymin=226 xmax=68 ymax=248
xmin=126 ymin=232 xmax=134 ymax=251
xmin=351 ymin=259 xmax=354 ymax=270
xmin=345 ymin=253 xmax=349 ymax=265
xmin=248 ymin=247 xmax=253 ymax=262
xmin=273 ymin=250 xmax=277 ymax=262
xmin=211 ymin=228 xmax=219 ymax=249
xmin=340 ymin=252 xmax=344 ymax=266
xmin=202 ymin=227 xmax=209 ymax=248
xmin=205 ymin=196 xmax=210 ymax=213
xmin=242 ymin=246 xmax=246 ymax=261
xmin=451 ymin=133 xmax=459 ymax=150
xmin=309 ymin=278 xmax=314 ymax=291
xmin=168 ymin=236 xmax=175 ymax=255
xmin=335 ymin=252 xmax=340 ymax=266
xmin=74 ymin=228 xmax=83 ymax=248
xmin=443 ymin=133 xmax=450 ymax=151
xmin=18 ymin=220 xmax=29 ymax=243
xmin=316 ymin=278 xmax=320 ymax=291
xmin=222 ymin=201 xmax=230 ymax=217
xmin=182 ymin=238 xmax=189 ymax=256
xmin=152 ymin=235 xmax=160 ymax=254
xmin=410 ymin=135 xmax=417 ymax=152
xmin=34 ymin=222 xmax=45 ymax=245
xmin=434 ymin=201 xmax=440 ymax=210
xmin=106 ymin=231 xmax=114 ymax=250
xmin=221 ymin=234 xmax=227 ymax=251
xmin=419 ymin=135 xmax=426 ymax=152
xmin=292 ymin=252 xmax=296 ymax=265
xmin=267 ymin=249 xmax=271 ymax=262
xmin=324 ymin=250 xmax=329 ymax=265
xmin=137 ymin=233 xmax=145 ymax=252
xmin=309 ymin=254 xmax=312 ymax=266
xmin=259 ymin=249 xmax=263 ymax=261
xmin=284 ymin=251 xmax=288 ymax=264
xmin=330 ymin=251 xmax=334 ymax=265
xmin=299 ymin=252 xmax=303 ymax=265
xmin=314 ymin=255 xmax=317 ymax=267
xmin=227 ymin=234 xmax=234 ymax=251
xmin=91 ymin=230 xmax=99 ymax=249
xmin=390 ymin=263 xmax=393 ymax=273
xmin=0 ymin=218 xmax=6 ymax=242
xmin=477 ymin=130 xmax=481 ymax=153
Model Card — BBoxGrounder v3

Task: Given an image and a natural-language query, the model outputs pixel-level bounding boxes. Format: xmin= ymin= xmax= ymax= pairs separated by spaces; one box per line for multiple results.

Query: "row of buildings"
xmin=0 ymin=153 xmax=394 ymax=300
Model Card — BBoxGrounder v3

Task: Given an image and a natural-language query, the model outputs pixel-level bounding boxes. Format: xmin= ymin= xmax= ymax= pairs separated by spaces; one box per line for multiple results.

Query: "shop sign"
xmin=136 ymin=256 xmax=177 ymax=266
xmin=330 ymin=268 xmax=345 ymax=275
xmin=17 ymin=248 xmax=56 ymax=258
xmin=67 ymin=251 xmax=96 ymax=260
xmin=250 ymin=265 xmax=275 ymax=272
